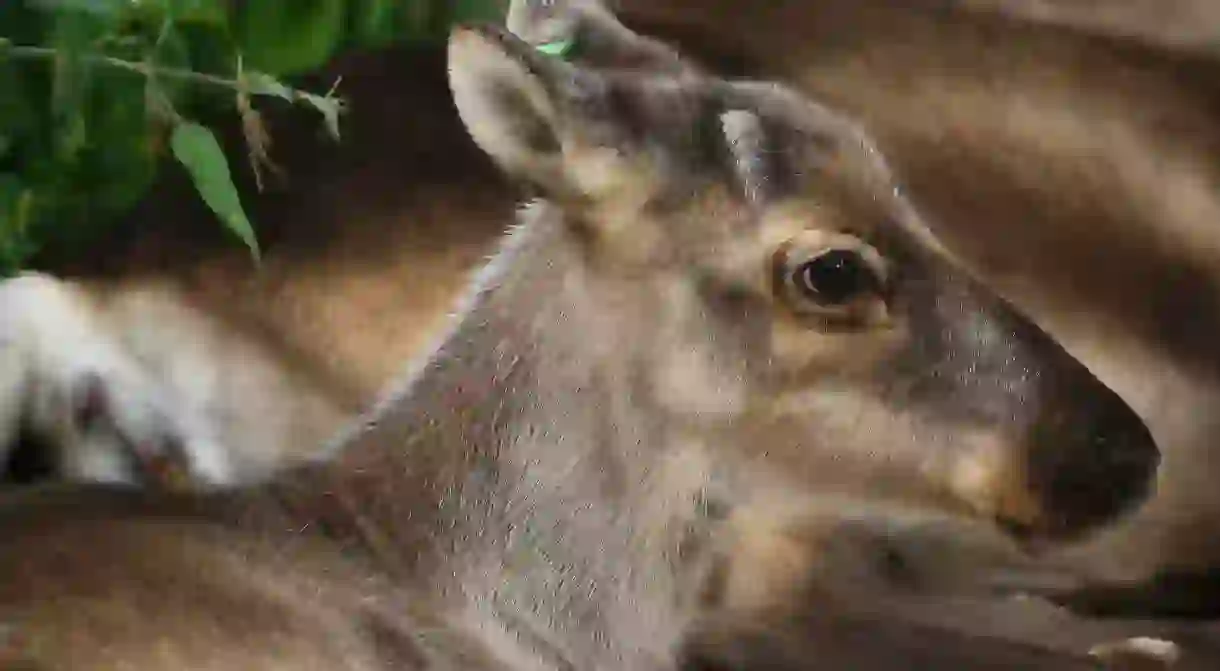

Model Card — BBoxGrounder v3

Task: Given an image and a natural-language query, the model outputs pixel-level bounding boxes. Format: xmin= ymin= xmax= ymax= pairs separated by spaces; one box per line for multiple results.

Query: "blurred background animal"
xmin=0 ymin=271 xmax=345 ymax=488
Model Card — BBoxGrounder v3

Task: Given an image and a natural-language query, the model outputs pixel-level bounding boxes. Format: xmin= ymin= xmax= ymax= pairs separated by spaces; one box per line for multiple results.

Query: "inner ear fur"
xmin=448 ymin=27 xmax=576 ymax=195
xmin=449 ymin=25 xmax=665 ymax=212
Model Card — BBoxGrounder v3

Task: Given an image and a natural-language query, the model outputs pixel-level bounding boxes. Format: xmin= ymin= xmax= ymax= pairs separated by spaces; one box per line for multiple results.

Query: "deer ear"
xmin=449 ymin=25 xmax=577 ymax=194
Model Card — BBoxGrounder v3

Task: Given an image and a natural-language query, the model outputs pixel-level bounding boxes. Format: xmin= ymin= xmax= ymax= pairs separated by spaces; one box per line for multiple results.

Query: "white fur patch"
xmin=0 ymin=273 xmax=237 ymax=487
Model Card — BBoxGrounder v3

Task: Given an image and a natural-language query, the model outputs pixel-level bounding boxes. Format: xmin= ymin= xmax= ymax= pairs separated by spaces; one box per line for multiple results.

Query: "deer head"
xmin=446 ymin=24 xmax=1157 ymax=544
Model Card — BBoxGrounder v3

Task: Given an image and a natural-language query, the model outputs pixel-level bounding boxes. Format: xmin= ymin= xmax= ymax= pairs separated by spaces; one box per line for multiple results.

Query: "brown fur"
xmin=592 ymin=0 xmax=1220 ymax=589
xmin=499 ymin=0 xmax=1220 ymax=644
xmin=4 ymin=0 xmax=1217 ymax=662
xmin=15 ymin=3 xmax=1218 ymax=578
xmin=0 ymin=23 xmax=1169 ymax=670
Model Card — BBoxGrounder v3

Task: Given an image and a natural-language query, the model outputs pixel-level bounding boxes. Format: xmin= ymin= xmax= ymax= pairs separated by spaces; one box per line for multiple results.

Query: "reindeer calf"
xmin=0 ymin=24 xmax=1161 ymax=670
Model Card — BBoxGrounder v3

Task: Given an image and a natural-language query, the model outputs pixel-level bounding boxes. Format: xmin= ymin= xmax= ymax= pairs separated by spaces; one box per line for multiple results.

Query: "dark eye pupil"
xmin=795 ymin=250 xmax=872 ymax=305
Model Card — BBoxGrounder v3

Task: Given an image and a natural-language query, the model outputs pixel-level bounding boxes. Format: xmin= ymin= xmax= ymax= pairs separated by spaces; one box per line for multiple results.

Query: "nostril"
xmin=1026 ymin=396 xmax=1160 ymax=539
xmin=1092 ymin=405 xmax=1160 ymax=474
xmin=1103 ymin=438 xmax=1160 ymax=471
xmin=1077 ymin=404 xmax=1160 ymax=506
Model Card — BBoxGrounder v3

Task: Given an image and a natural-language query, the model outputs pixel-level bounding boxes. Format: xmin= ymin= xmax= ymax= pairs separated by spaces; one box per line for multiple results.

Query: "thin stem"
xmin=3 ymin=42 xmax=343 ymax=119
xmin=5 ymin=44 xmax=242 ymax=91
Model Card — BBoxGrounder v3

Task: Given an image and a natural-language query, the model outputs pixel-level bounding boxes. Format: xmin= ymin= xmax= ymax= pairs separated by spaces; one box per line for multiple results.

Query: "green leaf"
xmin=169 ymin=121 xmax=260 ymax=260
xmin=82 ymin=65 xmax=159 ymax=215
xmin=231 ymin=0 xmax=347 ymax=76
xmin=347 ymin=0 xmax=399 ymax=49
xmin=163 ymin=0 xmax=228 ymax=25
xmin=298 ymin=89 xmax=345 ymax=141
xmin=175 ymin=21 xmax=240 ymax=94
xmin=0 ymin=174 xmax=24 ymax=230
xmin=143 ymin=21 xmax=195 ymax=111
xmin=0 ymin=55 xmax=38 ymax=139
xmin=447 ymin=0 xmax=506 ymax=24
xmin=0 ymin=174 xmax=36 ymax=276
xmin=244 ymin=71 xmax=294 ymax=102
xmin=28 ymin=0 xmax=124 ymax=18
xmin=49 ymin=12 xmax=98 ymax=132
xmin=0 ymin=5 xmax=46 ymax=48
xmin=244 ymin=71 xmax=345 ymax=141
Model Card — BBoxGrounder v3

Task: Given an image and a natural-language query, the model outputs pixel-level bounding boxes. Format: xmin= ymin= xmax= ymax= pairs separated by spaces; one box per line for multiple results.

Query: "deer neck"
xmin=260 ymin=201 xmax=716 ymax=667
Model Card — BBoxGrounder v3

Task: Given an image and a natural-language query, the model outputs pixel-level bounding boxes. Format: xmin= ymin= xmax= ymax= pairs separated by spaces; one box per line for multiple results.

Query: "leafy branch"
xmin=1 ymin=35 xmax=346 ymax=261
xmin=2 ymin=39 xmax=346 ymax=127
xmin=0 ymin=0 xmax=505 ymax=276
xmin=4 ymin=40 xmax=259 ymax=92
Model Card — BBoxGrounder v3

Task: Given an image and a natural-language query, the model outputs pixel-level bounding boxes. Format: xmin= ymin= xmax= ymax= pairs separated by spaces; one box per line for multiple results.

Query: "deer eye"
xmin=791 ymin=249 xmax=877 ymax=306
